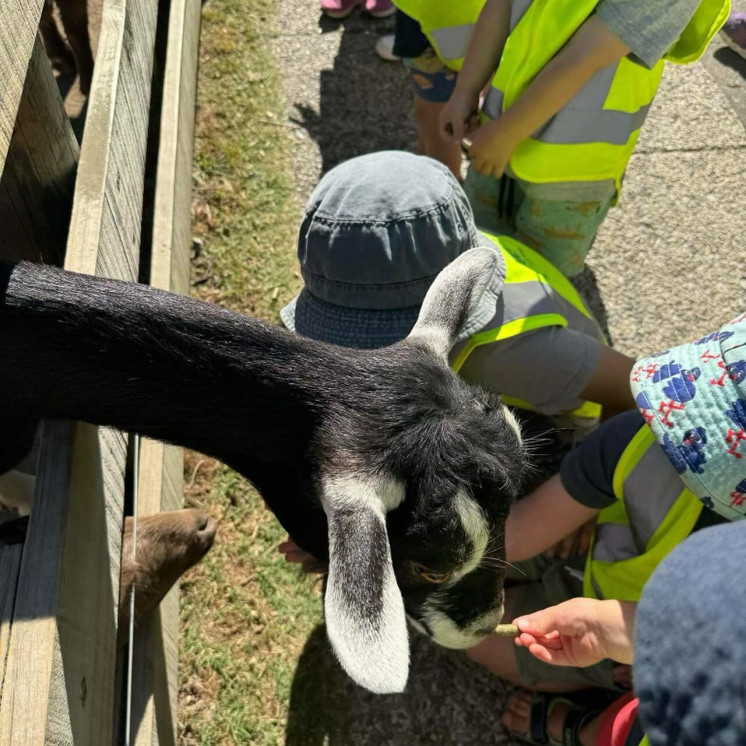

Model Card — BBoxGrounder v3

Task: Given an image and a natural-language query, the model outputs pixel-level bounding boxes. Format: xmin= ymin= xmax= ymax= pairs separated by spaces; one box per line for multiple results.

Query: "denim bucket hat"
xmin=630 ymin=312 xmax=746 ymax=521
xmin=280 ymin=151 xmax=483 ymax=349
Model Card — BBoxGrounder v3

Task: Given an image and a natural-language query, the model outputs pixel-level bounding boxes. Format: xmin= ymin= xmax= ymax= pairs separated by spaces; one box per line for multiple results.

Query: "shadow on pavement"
xmin=714 ymin=46 xmax=746 ymax=80
xmin=286 ymin=624 xmax=517 ymax=745
xmin=291 ymin=11 xmax=416 ymax=174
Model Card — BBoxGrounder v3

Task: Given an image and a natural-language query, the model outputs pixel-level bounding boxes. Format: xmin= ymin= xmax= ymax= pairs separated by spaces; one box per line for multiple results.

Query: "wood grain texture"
xmin=0 ymin=35 xmax=79 ymax=264
xmin=0 ymin=0 xmax=45 ymax=174
xmin=130 ymin=0 xmax=200 ymax=739
xmin=0 ymin=0 xmax=159 ymax=738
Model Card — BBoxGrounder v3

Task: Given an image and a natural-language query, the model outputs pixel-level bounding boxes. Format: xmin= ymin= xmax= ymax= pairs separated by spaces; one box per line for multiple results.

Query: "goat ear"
xmin=322 ymin=476 xmax=409 ymax=694
xmin=407 ymin=247 xmax=504 ymax=361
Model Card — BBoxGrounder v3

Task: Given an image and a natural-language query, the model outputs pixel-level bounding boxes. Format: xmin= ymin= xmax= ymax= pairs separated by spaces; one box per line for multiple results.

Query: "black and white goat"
xmin=0 ymin=247 xmax=526 ymax=694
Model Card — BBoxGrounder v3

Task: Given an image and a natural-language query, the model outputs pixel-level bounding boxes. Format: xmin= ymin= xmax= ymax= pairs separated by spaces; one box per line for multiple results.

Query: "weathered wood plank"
xmin=0 ymin=35 xmax=79 ymax=264
xmin=0 ymin=0 xmax=45 ymax=175
xmin=130 ymin=0 xmax=200 ymax=739
xmin=0 ymin=0 xmax=159 ymax=739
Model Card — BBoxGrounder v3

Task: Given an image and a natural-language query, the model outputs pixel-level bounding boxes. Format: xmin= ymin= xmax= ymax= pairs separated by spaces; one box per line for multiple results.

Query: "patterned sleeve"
xmin=560 ymin=410 xmax=646 ymax=508
xmin=596 ymin=0 xmax=702 ymax=67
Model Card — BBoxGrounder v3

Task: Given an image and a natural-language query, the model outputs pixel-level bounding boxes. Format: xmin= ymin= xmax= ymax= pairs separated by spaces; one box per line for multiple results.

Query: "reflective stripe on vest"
xmin=485 ymin=0 xmax=728 ymax=189
xmin=451 ymin=232 xmax=604 ymax=422
xmin=583 ymin=427 xmax=703 ymax=601
xmin=392 ymin=0 xmax=485 ymax=70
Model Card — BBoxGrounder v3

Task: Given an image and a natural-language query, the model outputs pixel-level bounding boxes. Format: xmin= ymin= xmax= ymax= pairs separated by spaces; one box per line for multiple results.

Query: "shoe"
xmin=365 ymin=0 xmax=396 ymax=18
xmin=719 ymin=12 xmax=746 ymax=60
xmin=375 ymin=33 xmax=400 ymax=61
xmin=320 ymin=0 xmax=359 ymax=19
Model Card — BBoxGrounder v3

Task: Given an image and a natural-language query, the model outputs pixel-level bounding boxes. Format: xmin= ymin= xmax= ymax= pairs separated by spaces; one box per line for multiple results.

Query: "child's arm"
xmin=512 ymin=597 xmax=637 ymax=666
xmin=580 ymin=345 xmax=636 ymax=419
xmin=467 ymin=14 xmax=631 ymax=177
xmin=439 ymin=0 xmax=511 ymax=143
xmin=505 ymin=474 xmax=599 ymax=563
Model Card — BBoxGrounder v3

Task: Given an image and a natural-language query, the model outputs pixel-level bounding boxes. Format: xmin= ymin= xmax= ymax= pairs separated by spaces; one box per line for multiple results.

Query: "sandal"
xmin=514 ymin=691 xmax=603 ymax=746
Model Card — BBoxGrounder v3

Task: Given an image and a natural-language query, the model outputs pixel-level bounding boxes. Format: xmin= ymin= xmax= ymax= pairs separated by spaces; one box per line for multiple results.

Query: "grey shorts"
xmin=505 ymin=555 xmax=623 ymax=691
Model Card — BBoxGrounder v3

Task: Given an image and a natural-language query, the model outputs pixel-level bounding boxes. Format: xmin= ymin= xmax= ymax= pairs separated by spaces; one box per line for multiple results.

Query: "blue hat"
xmin=636 ymin=521 xmax=746 ymax=744
xmin=630 ymin=312 xmax=746 ymax=521
xmin=280 ymin=151 xmax=482 ymax=349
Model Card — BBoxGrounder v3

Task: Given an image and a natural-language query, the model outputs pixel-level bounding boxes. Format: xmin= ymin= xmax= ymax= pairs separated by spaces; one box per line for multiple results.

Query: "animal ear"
xmin=322 ymin=476 xmax=409 ymax=694
xmin=407 ymin=246 xmax=504 ymax=361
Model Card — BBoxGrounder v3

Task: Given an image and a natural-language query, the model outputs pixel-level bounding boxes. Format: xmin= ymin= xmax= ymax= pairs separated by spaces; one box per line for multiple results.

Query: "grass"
xmin=178 ymin=0 xmax=323 ymax=742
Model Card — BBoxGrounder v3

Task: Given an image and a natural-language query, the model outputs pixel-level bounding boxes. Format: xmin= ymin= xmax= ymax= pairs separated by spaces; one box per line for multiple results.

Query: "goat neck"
xmin=0 ymin=260 xmax=346 ymax=465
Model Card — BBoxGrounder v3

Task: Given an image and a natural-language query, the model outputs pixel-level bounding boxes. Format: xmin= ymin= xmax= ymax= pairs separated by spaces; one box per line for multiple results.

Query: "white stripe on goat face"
xmin=415 ymin=489 xmax=503 ymax=648
xmin=452 ymin=489 xmax=490 ymax=580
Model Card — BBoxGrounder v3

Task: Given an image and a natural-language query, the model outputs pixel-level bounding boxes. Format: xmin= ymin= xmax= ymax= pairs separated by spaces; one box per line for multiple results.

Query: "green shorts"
xmin=505 ymin=555 xmax=623 ymax=691
xmin=463 ymin=169 xmax=614 ymax=278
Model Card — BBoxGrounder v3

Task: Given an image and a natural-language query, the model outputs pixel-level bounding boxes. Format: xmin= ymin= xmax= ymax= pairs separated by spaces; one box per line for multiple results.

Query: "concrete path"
xmin=271 ymin=5 xmax=746 ymax=744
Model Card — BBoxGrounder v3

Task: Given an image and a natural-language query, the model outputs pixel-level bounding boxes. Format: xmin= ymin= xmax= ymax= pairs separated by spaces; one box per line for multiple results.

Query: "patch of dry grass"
xmin=178 ymin=0 xmax=322 ymax=742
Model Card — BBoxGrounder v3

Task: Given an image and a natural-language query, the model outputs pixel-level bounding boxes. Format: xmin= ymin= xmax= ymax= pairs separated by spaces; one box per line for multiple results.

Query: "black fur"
xmin=0 ymin=259 xmax=526 ymax=660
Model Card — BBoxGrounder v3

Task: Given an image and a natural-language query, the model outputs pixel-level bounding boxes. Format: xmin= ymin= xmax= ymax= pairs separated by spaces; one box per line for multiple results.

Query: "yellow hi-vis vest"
xmin=451 ymin=231 xmax=604 ymax=422
xmin=583 ymin=426 xmax=703 ymax=601
xmin=393 ymin=0 xmax=485 ymax=70
xmin=395 ymin=0 xmax=729 ymax=190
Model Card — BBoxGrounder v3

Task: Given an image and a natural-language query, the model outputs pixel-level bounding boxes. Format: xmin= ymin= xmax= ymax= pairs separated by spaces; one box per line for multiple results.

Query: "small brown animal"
xmin=118 ymin=508 xmax=217 ymax=643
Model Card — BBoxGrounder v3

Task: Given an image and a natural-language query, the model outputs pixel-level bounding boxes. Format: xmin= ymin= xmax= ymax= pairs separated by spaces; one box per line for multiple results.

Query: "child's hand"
xmin=278 ymin=537 xmax=327 ymax=574
xmin=440 ymin=90 xmax=480 ymax=143
xmin=513 ymin=598 xmax=636 ymax=668
xmin=465 ymin=118 xmax=517 ymax=178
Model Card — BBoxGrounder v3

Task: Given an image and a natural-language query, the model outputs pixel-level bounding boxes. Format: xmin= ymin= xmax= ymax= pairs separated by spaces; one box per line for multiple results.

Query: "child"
xmin=389 ymin=8 xmax=463 ymax=178
xmin=419 ymin=0 xmax=730 ymax=276
xmin=279 ymin=150 xmax=636 ymax=430
xmin=466 ymin=312 xmax=746 ymax=743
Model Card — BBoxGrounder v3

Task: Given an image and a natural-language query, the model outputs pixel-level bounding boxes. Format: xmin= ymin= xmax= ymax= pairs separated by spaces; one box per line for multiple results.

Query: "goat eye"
xmin=413 ymin=563 xmax=451 ymax=584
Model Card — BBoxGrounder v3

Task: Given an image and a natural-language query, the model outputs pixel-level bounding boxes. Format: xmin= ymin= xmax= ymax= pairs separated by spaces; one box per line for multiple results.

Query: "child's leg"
xmin=402 ymin=49 xmax=461 ymax=179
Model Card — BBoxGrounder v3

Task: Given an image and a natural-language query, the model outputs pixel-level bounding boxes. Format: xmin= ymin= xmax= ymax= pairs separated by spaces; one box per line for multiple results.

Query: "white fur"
xmin=452 ymin=489 xmax=489 ymax=580
xmin=322 ymin=474 xmax=409 ymax=694
xmin=321 ymin=473 xmax=404 ymax=514
xmin=502 ymin=405 xmax=523 ymax=447
xmin=420 ymin=602 xmax=504 ymax=649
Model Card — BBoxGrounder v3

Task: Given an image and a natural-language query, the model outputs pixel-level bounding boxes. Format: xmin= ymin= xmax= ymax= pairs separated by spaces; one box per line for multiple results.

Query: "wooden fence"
xmin=0 ymin=0 xmax=201 ymax=740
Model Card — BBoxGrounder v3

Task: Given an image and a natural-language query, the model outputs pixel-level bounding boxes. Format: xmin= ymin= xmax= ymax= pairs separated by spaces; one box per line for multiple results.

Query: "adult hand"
xmin=513 ymin=598 xmax=636 ymax=667
xmin=278 ymin=537 xmax=327 ymax=574
xmin=465 ymin=118 xmax=517 ymax=178
xmin=439 ymin=90 xmax=480 ymax=143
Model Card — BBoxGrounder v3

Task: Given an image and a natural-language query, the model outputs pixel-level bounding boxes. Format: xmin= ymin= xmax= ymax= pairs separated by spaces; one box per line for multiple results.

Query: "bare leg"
xmin=413 ymin=97 xmax=462 ymax=180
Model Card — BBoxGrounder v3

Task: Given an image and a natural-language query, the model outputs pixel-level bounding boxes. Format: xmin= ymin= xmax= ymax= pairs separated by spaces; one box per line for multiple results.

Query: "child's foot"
xmin=501 ymin=690 xmax=600 ymax=746
xmin=118 ymin=508 xmax=216 ymax=639
xmin=364 ymin=0 xmax=395 ymax=18
xmin=720 ymin=12 xmax=746 ymax=59
xmin=375 ymin=33 xmax=399 ymax=62
xmin=320 ymin=0 xmax=359 ymax=19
